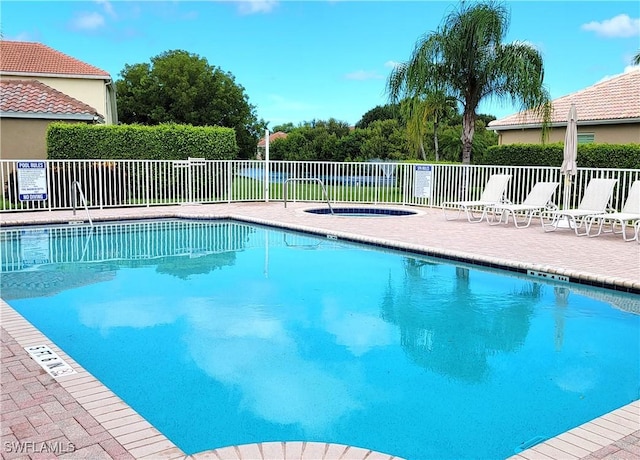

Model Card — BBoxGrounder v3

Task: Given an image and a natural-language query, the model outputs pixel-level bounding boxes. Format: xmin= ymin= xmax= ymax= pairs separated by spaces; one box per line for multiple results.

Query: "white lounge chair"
xmin=487 ymin=181 xmax=559 ymax=228
xmin=585 ymin=180 xmax=640 ymax=241
xmin=541 ymin=178 xmax=618 ymax=235
xmin=442 ymin=174 xmax=512 ymax=223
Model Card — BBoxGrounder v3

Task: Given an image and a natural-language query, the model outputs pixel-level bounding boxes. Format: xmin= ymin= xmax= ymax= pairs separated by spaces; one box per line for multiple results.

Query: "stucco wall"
xmin=495 ymin=123 xmax=640 ymax=145
xmin=0 ymin=118 xmax=50 ymax=160
xmin=36 ymin=77 xmax=113 ymax=124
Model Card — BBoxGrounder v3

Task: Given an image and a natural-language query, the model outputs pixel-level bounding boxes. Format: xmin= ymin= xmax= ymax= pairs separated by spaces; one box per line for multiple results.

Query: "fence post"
xmin=47 ymin=160 xmax=52 ymax=211
xmin=145 ymin=161 xmax=150 ymax=207
xmin=401 ymin=164 xmax=407 ymax=206
xmin=227 ymin=161 xmax=232 ymax=203
xmin=264 ymin=129 xmax=270 ymax=203
xmin=98 ymin=160 xmax=104 ymax=209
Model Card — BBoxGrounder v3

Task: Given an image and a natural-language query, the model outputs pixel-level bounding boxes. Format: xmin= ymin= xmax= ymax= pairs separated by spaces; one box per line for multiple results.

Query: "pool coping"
xmin=1 ymin=203 xmax=639 ymax=459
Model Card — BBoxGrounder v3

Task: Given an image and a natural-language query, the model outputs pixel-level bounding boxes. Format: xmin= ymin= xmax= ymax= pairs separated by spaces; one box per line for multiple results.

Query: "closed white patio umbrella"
xmin=560 ymin=103 xmax=578 ymax=210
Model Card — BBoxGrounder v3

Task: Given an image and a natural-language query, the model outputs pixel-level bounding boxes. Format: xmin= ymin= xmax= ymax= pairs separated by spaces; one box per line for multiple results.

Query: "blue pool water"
xmin=1 ymin=219 xmax=638 ymax=459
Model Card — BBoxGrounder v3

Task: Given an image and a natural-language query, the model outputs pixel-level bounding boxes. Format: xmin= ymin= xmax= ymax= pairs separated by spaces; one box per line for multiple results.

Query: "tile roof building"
xmin=0 ymin=40 xmax=117 ymax=160
xmin=488 ymin=69 xmax=640 ymax=145
xmin=1 ymin=80 xmax=102 ymax=121
xmin=258 ymin=131 xmax=288 ymax=147
xmin=0 ymin=40 xmax=111 ymax=78
xmin=256 ymin=131 xmax=288 ymax=159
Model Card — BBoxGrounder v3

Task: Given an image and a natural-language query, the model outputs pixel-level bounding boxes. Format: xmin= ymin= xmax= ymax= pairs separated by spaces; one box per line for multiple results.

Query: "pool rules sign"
xmin=17 ymin=161 xmax=48 ymax=201
xmin=413 ymin=165 xmax=432 ymax=199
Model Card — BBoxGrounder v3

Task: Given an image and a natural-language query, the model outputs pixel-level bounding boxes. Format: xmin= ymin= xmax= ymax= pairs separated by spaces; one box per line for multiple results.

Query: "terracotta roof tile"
xmin=0 ymin=40 xmax=110 ymax=78
xmin=258 ymin=131 xmax=288 ymax=147
xmin=0 ymin=79 xmax=102 ymax=119
xmin=488 ymin=69 xmax=640 ymax=129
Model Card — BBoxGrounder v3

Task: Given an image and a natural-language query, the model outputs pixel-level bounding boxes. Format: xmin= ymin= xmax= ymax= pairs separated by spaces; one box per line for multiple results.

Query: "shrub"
xmin=482 ymin=143 xmax=640 ymax=169
xmin=47 ymin=123 xmax=238 ymax=160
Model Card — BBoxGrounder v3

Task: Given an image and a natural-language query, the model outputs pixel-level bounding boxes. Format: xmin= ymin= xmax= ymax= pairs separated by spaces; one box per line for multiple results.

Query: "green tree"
xmin=268 ymin=118 xmax=352 ymax=161
xmin=299 ymin=118 xmax=352 ymax=137
xmin=437 ymin=125 xmax=463 ymax=162
xmin=360 ymin=119 xmax=409 ymax=161
xmin=476 ymin=113 xmax=497 ymax=126
xmin=387 ymin=1 xmax=551 ymax=164
xmin=269 ymin=129 xmax=315 ymax=161
xmin=633 ymin=50 xmax=640 ymax=65
xmin=115 ymin=50 xmax=266 ymax=159
xmin=355 ymin=104 xmax=401 ymax=129
xmin=469 ymin=118 xmax=499 ymax=163
xmin=337 ymin=129 xmax=372 ymax=161
xmin=270 ymin=122 xmax=297 ymax=133
xmin=400 ymin=92 xmax=458 ymax=161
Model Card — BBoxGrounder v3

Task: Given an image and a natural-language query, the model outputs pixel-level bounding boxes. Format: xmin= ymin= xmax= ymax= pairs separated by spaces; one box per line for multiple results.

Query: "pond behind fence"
xmin=1 ymin=159 xmax=638 ymax=213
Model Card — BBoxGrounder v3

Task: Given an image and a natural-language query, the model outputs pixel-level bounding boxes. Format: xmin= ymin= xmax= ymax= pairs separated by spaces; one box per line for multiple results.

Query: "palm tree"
xmin=425 ymin=92 xmax=458 ymax=162
xmin=633 ymin=50 xmax=640 ymax=65
xmin=400 ymin=89 xmax=457 ymax=161
xmin=387 ymin=0 xmax=551 ymax=164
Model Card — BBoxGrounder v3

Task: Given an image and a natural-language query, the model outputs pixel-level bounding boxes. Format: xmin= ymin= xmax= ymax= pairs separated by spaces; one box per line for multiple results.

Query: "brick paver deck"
xmin=1 ymin=202 xmax=638 ymax=459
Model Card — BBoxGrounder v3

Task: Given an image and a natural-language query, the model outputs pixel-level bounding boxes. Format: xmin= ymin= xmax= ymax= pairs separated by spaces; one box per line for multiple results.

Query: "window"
xmin=577 ymin=133 xmax=595 ymax=144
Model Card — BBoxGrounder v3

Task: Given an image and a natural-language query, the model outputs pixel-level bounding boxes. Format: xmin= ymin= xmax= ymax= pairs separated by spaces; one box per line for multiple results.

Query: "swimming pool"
xmin=1 ymin=219 xmax=638 ymax=459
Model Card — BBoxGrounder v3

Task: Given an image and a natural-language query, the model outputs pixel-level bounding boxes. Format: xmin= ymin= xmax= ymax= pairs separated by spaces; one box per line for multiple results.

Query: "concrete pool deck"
xmin=1 ymin=202 xmax=639 ymax=459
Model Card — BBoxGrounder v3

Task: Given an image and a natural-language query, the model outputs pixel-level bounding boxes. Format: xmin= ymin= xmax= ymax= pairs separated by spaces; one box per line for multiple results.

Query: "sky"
xmin=2 ymin=0 xmax=639 ymax=128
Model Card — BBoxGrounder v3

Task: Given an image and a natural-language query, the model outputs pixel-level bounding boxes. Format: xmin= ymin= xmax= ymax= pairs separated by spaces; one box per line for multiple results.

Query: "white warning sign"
xmin=17 ymin=162 xmax=48 ymax=201
xmin=413 ymin=165 xmax=432 ymax=198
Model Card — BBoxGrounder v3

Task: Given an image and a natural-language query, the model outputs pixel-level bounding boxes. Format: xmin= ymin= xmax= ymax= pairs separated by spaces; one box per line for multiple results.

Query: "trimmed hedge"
xmin=47 ymin=123 xmax=238 ymax=160
xmin=482 ymin=143 xmax=640 ymax=169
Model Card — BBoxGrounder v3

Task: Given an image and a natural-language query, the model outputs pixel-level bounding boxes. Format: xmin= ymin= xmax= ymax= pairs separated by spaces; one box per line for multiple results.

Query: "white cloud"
xmin=595 ymin=65 xmax=640 ymax=84
xmin=185 ymin=301 xmax=363 ymax=436
xmin=384 ymin=60 xmax=401 ymax=69
xmin=321 ymin=299 xmax=397 ymax=357
xmin=95 ymin=0 xmax=116 ymax=18
xmin=345 ymin=70 xmax=384 ymax=81
xmin=624 ymin=51 xmax=640 ymax=66
xmin=237 ymin=0 xmax=279 ymax=15
xmin=581 ymin=14 xmax=640 ymax=38
xmin=69 ymin=12 xmax=106 ymax=31
xmin=594 ymin=53 xmax=640 ymax=83
xmin=78 ymin=297 xmax=179 ymax=332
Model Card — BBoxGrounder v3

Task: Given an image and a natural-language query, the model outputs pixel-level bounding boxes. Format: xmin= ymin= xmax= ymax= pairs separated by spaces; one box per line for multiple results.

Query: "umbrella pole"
xmin=560 ymin=102 xmax=578 ymax=228
xmin=563 ymin=174 xmax=571 ymax=210
xmin=559 ymin=173 xmax=572 ymax=228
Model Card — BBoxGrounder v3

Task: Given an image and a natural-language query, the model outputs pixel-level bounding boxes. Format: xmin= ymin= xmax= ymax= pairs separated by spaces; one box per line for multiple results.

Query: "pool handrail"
xmin=72 ymin=180 xmax=94 ymax=226
xmin=284 ymin=178 xmax=334 ymax=215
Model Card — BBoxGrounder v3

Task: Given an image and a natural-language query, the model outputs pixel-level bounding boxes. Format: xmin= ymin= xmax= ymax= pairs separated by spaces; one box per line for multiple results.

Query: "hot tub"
xmin=305 ymin=207 xmax=417 ymax=217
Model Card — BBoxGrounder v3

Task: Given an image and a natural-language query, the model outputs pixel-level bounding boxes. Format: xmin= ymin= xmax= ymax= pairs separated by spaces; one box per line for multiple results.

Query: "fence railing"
xmin=1 ymin=159 xmax=638 ymax=213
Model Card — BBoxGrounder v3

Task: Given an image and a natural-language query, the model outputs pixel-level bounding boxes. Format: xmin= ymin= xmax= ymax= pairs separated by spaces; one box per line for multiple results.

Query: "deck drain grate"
xmin=25 ymin=344 xmax=77 ymax=378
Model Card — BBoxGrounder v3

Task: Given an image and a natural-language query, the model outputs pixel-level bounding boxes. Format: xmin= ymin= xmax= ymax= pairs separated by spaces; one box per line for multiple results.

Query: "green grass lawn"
xmin=1 ymin=176 xmax=406 ymax=211
xmin=238 ymin=177 xmax=404 ymax=203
